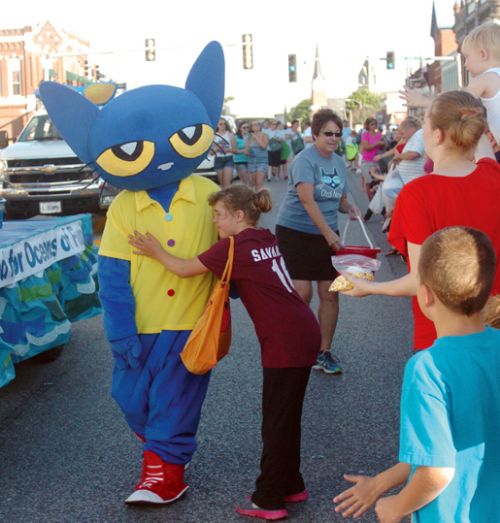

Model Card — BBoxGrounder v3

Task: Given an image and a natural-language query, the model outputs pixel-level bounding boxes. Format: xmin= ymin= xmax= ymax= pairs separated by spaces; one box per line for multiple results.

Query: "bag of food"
xmin=330 ymin=254 xmax=381 ymax=291
xmin=330 ymin=217 xmax=381 ymax=292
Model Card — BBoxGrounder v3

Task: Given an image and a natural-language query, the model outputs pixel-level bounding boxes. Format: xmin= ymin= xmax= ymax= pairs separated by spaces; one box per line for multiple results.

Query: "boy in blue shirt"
xmin=333 ymin=226 xmax=500 ymax=522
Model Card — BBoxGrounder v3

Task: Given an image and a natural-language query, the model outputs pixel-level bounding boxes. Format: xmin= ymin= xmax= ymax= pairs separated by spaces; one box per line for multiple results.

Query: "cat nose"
xmin=158 ymin=162 xmax=174 ymax=171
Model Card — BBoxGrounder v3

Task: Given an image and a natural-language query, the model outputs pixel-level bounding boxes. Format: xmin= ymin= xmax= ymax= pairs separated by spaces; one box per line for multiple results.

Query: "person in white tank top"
xmin=400 ymin=22 xmax=500 ymax=161
xmin=210 ymin=118 xmax=236 ymax=188
xmin=461 ymin=23 xmax=500 ymax=149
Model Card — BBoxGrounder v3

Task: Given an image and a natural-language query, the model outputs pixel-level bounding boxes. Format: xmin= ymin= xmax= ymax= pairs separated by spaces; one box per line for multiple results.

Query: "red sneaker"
xmin=125 ymin=451 xmax=188 ymax=504
xmin=284 ymin=489 xmax=309 ymax=503
xmin=236 ymin=498 xmax=288 ymax=520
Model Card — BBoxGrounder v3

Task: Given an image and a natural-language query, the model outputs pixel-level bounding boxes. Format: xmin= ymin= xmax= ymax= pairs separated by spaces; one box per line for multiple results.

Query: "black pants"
xmin=251 ymin=367 xmax=312 ymax=510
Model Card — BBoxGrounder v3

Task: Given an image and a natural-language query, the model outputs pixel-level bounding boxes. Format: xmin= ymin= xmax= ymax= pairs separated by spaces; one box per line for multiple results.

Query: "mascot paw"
xmin=111 ymin=335 xmax=142 ymax=369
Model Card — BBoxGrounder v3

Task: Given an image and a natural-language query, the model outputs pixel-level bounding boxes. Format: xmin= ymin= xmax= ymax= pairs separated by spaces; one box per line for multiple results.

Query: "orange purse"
xmin=180 ymin=236 xmax=234 ymax=374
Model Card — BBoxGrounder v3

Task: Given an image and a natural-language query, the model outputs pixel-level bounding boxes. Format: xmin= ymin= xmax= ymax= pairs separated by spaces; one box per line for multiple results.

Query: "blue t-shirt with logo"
xmin=276 ymin=144 xmax=348 ymax=234
xmin=399 ymin=327 xmax=500 ymax=522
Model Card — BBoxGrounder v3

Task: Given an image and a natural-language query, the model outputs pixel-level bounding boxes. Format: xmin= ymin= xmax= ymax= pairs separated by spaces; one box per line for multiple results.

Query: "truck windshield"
xmin=17 ymin=114 xmax=63 ymax=142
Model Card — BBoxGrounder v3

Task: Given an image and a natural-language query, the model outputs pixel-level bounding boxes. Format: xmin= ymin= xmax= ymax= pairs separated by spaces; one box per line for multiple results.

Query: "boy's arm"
xmin=334 ymin=463 xmax=410 ymax=519
xmin=128 ymin=231 xmax=209 ymax=278
xmin=375 ymin=466 xmax=454 ymax=522
xmin=465 ymin=74 xmax=488 ymax=98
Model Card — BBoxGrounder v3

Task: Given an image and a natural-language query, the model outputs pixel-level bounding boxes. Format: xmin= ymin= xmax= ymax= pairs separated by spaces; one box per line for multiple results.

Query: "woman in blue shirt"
xmin=276 ymin=109 xmax=360 ymax=375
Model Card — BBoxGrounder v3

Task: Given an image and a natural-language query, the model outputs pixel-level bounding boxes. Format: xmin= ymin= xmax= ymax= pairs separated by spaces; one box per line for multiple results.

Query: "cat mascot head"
xmin=39 ymin=41 xmax=224 ymax=192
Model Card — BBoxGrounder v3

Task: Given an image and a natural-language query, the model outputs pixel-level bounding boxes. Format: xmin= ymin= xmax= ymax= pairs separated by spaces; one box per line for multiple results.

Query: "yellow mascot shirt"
xmin=99 ymin=175 xmax=219 ymax=333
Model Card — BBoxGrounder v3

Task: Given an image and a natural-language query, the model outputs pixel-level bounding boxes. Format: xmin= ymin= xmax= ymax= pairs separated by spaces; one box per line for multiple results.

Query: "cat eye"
xmin=169 ymin=124 xmax=214 ymax=159
xmin=96 ymin=140 xmax=155 ymax=177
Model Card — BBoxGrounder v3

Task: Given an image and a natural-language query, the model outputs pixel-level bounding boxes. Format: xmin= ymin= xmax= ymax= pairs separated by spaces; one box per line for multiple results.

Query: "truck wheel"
xmin=33 ymin=345 xmax=65 ymax=363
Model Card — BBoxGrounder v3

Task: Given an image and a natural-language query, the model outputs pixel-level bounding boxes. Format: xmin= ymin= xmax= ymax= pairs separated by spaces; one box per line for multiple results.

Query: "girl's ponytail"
xmin=428 ymin=91 xmax=486 ymax=152
xmin=208 ymin=186 xmax=273 ymax=226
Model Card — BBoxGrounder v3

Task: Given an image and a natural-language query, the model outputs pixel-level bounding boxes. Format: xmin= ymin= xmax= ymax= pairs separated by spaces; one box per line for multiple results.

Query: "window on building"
xmin=9 ymin=58 xmax=22 ymax=96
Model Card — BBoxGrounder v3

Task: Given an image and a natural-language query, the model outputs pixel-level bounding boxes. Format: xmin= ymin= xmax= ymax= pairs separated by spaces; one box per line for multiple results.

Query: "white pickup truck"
xmin=0 ymin=111 xmax=116 ymax=218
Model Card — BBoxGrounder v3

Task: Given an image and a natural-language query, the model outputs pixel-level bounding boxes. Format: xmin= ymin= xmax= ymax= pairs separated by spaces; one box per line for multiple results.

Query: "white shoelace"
xmin=140 ymin=464 xmax=163 ymax=488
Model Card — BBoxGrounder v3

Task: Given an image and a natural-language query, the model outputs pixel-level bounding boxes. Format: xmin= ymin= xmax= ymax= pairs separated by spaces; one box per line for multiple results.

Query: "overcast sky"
xmin=4 ymin=0 xmax=457 ymax=115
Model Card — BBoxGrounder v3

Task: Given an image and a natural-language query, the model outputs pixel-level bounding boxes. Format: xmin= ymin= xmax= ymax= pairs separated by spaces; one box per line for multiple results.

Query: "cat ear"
xmin=185 ymin=41 xmax=224 ymax=127
xmin=39 ymin=81 xmax=99 ymax=164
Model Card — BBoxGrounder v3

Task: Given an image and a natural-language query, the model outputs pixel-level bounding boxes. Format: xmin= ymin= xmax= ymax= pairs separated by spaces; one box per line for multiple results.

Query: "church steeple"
xmin=313 ymin=44 xmax=324 ymax=81
xmin=311 ymin=44 xmax=327 ymax=112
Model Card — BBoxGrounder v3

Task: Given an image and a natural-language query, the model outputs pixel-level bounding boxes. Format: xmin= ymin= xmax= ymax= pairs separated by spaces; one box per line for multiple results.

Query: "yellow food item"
xmin=329 ymin=272 xmax=374 ymax=292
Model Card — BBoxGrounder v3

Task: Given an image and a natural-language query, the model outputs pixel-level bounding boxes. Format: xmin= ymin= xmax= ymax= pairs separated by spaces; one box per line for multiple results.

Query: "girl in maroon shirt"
xmin=129 ymin=185 xmax=320 ymax=521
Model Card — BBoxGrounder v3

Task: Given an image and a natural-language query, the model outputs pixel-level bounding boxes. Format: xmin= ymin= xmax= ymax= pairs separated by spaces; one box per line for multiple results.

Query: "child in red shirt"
xmin=129 ymin=185 xmax=321 ymax=520
xmin=339 ymin=90 xmax=500 ymax=350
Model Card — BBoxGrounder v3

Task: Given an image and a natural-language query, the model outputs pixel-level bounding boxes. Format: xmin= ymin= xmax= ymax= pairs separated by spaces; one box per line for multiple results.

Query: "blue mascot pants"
xmin=111 ymin=330 xmax=211 ymax=464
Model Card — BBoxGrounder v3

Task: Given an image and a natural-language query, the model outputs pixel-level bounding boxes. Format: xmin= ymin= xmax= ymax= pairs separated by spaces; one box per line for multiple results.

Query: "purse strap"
xmin=341 ymin=217 xmax=374 ymax=248
xmin=220 ymin=236 xmax=235 ymax=284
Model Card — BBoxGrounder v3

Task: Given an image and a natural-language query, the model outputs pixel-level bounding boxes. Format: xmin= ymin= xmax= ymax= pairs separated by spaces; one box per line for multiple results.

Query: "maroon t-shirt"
xmin=198 ymin=228 xmax=320 ymax=368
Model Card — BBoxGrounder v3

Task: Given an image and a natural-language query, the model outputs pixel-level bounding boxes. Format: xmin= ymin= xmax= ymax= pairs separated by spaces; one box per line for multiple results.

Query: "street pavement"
xmin=0 ymin=169 xmax=413 ymax=522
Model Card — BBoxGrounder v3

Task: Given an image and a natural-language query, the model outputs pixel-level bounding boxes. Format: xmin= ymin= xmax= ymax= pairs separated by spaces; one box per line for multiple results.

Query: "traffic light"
xmin=84 ymin=59 xmax=90 ymax=78
xmin=145 ymin=38 xmax=156 ymax=61
xmin=94 ymin=64 xmax=101 ymax=81
xmin=288 ymin=54 xmax=297 ymax=82
xmin=386 ymin=51 xmax=395 ymax=70
xmin=242 ymin=34 xmax=253 ymax=69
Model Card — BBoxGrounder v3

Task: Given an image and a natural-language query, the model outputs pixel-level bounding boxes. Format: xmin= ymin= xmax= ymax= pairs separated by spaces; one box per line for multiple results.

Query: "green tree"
xmin=289 ymin=98 xmax=312 ymax=123
xmin=345 ymin=87 xmax=382 ymax=126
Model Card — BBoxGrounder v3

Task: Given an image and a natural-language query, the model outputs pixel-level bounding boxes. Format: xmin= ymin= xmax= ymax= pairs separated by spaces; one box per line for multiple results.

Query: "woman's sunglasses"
xmin=321 ymin=131 xmax=342 ymax=138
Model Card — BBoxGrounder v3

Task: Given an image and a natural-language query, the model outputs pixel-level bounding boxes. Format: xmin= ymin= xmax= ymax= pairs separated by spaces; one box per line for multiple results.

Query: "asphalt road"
xmin=0 ymin=170 xmax=413 ymax=523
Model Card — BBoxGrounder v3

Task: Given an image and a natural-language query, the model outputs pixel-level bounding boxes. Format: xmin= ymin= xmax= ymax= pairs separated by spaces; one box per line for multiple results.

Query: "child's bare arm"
xmin=128 ymin=231 xmax=209 ymax=278
xmin=399 ymin=88 xmax=432 ymax=108
xmin=374 ymin=466 xmax=454 ymax=522
xmin=465 ymin=73 xmax=490 ymax=98
xmin=333 ymin=463 xmax=410 ymax=519
xmin=374 ymin=148 xmax=395 ymax=162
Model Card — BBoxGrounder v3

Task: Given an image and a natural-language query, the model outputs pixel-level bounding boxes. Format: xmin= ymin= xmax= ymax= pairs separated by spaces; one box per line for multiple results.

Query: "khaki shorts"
xmin=360 ymin=161 xmax=378 ymax=183
xmin=482 ymin=295 xmax=500 ymax=329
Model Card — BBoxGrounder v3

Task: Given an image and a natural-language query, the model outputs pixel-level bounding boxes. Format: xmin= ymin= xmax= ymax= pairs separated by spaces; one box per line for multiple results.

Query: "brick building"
xmin=405 ymin=0 xmax=499 ymax=118
xmin=0 ymin=21 xmax=90 ymax=142
xmin=453 ymin=0 xmax=500 ymax=85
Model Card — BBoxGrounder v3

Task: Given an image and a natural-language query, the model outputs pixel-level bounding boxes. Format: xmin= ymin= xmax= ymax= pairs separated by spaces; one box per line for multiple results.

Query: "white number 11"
xmin=271 ymin=257 xmax=294 ymax=293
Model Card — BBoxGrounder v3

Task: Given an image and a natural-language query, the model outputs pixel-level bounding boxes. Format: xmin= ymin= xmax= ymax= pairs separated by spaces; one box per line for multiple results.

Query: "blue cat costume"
xmin=39 ymin=42 xmax=224 ymax=504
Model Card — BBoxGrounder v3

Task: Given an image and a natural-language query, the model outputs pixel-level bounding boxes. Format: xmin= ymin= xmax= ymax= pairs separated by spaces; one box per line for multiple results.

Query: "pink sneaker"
xmin=284 ymin=489 xmax=309 ymax=503
xmin=236 ymin=499 xmax=288 ymax=520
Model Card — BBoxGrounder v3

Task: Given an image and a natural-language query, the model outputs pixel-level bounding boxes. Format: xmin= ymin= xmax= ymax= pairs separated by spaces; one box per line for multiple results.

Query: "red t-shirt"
xmin=198 ymin=228 xmax=321 ymax=368
xmin=389 ymin=158 xmax=500 ymax=350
